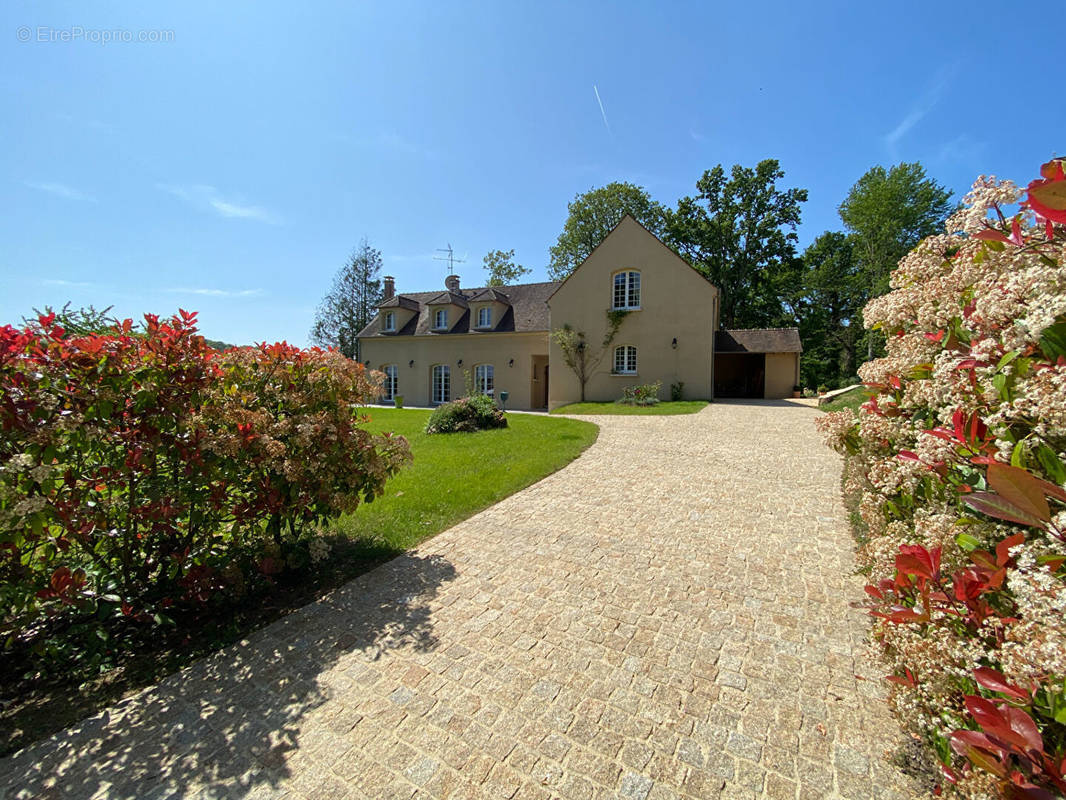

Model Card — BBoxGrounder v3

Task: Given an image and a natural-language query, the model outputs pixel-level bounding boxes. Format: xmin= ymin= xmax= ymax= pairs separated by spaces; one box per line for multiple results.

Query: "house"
xmin=357 ymin=216 xmax=801 ymax=410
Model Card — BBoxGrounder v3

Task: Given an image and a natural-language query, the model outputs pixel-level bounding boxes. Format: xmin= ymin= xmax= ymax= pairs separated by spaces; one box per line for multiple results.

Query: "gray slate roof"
xmin=715 ymin=328 xmax=803 ymax=354
xmin=357 ymin=281 xmax=560 ymax=338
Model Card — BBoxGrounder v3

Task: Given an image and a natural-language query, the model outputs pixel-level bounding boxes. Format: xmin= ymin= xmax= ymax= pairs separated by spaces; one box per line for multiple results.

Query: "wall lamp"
xmin=409 ymin=360 xmax=415 ymax=368
xmin=671 ymin=337 xmax=678 ymax=350
xmin=508 ymin=358 xmax=514 ymax=367
xmin=457 ymin=358 xmax=463 ymax=366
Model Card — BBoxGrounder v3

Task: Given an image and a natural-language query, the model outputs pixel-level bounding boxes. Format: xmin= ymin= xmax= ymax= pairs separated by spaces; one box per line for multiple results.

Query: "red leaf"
xmin=1029 ymin=178 xmax=1066 ymax=224
xmin=973 ymin=668 xmax=1030 ymax=702
xmin=1010 ymin=216 xmax=1024 ymax=246
xmin=965 ymin=695 xmax=1005 ymax=727
xmin=988 ymin=464 xmax=1052 ymax=523
xmin=996 ymin=533 xmax=1026 ymax=567
xmin=973 ymin=229 xmax=1012 ymax=244
xmin=963 ymin=492 xmax=1048 ymax=528
xmin=898 ymin=451 xmax=920 ymax=462
xmin=1004 ymin=706 xmax=1043 ymax=754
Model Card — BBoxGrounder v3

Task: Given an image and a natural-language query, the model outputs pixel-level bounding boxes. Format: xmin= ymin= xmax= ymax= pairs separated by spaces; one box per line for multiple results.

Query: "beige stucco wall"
xmin=547 ymin=217 xmax=719 ymax=409
xmin=765 ymin=352 xmax=800 ymax=399
xmin=360 ymin=332 xmax=549 ymax=410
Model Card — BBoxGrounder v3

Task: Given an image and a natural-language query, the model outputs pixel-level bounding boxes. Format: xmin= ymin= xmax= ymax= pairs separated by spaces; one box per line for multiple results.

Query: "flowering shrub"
xmin=618 ymin=381 xmax=662 ymax=406
xmin=0 ymin=311 xmax=410 ymax=662
xmin=818 ymin=161 xmax=1066 ymax=798
xmin=425 ymin=393 xmax=506 ymax=434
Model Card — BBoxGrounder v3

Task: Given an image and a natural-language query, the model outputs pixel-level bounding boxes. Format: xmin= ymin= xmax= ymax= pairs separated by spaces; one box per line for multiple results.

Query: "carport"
xmin=714 ymin=328 xmax=802 ymax=399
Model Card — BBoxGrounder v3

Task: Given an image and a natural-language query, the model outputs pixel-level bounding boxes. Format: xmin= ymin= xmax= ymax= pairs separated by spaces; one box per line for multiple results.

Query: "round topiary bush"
xmin=425 ymin=394 xmax=507 ymax=434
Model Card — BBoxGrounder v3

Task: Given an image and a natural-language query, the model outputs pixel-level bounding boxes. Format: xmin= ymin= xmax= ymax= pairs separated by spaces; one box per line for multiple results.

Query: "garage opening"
xmin=714 ymin=353 xmax=765 ymax=398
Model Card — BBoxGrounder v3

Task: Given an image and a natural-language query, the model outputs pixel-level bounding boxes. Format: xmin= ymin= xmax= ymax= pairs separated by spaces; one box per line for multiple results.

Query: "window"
xmin=383 ymin=311 xmax=395 ymax=332
xmin=477 ymin=307 xmax=492 ymax=328
xmin=382 ymin=364 xmax=398 ymax=401
xmin=612 ymin=271 xmax=641 ymax=310
xmin=432 ymin=365 xmax=450 ymax=404
xmin=434 ymin=309 xmax=448 ymax=329
xmin=475 ymin=364 xmax=494 ymax=395
xmin=613 ymin=345 xmax=637 ymax=375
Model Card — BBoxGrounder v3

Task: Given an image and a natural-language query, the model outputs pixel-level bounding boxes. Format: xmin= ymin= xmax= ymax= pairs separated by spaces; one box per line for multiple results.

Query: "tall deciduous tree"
xmin=548 ymin=182 xmax=667 ymax=281
xmin=482 ymin=249 xmax=531 ymax=286
xmin=798 ymin=232 xmax=862 ymax=389
xmin=838 ymin=162 xmax=954 ymax=298
xmin=310 ymin=238 xmax=383 ymax=360
xmin=667 ymin=160 xmax=808 ymax=329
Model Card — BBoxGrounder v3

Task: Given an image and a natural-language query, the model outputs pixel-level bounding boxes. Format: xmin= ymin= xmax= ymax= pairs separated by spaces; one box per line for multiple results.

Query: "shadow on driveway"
xmin=0 ymin=552 xmax=457 ymax=800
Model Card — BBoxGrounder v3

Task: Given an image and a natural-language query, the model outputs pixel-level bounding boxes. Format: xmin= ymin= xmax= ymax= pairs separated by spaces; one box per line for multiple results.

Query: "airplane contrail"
xmin=593 ymin=85 xmax=611 ymax=135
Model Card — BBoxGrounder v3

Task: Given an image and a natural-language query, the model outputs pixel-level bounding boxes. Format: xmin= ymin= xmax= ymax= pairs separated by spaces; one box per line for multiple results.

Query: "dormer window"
xmin=434 ymin=309 xmax=448 ymax=330
xmin=383 ymin=311 xmax=395 ymax=332
xmin=477 ymin=307 xmax=492 ymax=329
xmin=613 ymin=270 xmax=641 ymax=310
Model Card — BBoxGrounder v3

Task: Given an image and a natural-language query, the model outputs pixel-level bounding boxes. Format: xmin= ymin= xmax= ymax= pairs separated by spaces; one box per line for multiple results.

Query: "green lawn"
xmin=550 ymin=400 xmax=709 ymax=415
xmin=819 ymin=386 xmax=868 ymax=413
xmin=334 ymin=409 xmax=598 ymax=550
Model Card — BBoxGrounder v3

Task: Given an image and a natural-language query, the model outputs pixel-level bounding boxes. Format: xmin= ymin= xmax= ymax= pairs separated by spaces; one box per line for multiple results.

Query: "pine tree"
xmin=310 ymin=238 xmax=383 ymax=360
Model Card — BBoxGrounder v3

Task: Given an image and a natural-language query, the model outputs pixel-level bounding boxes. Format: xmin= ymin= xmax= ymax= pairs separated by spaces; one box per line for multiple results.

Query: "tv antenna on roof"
xmin=433 ymin=243 xmax=465 ymax=277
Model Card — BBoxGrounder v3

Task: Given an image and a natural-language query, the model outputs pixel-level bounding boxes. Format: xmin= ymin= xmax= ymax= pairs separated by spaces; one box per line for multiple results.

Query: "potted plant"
xmin=792 ymin=385 xmax=802 ymax=398
xmin=394 ymin=394 xmax=404 ymax=409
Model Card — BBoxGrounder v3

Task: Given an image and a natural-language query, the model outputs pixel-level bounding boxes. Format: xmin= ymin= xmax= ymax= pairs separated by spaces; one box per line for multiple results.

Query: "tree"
xmin=550 ymin=311 xmax=629 ymax=402
xmin=798 ymin=232 xmax=862 ymax=389
xmin=309 ymin=238 xmax=383 ymax=360
xmin=838 ymin=162 xmax=954 ymax=299
xmin=482 ymin=249 xmax=531 ymax=286
xmin=666 ymin=160 xmax=807 ymax=329
xmin=548 ymin=182 xmax=668 ymax=281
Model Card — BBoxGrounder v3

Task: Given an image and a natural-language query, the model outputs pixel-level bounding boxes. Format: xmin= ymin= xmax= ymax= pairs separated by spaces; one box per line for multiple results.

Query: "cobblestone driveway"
xmin=1 ymin=401 xmax=919 ymax=800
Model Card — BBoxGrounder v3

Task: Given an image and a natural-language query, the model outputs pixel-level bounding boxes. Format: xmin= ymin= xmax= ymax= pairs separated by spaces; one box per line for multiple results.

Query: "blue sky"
xmin=3 ymin=1 xmax=1063 ymax=346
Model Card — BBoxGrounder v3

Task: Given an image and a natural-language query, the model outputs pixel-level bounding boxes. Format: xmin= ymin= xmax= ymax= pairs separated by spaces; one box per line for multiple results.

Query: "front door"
xmin=531 ymin=355 xmax=549 ymax=408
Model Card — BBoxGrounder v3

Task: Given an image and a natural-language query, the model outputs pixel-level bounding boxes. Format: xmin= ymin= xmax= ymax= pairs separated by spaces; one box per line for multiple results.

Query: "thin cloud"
xmin=158 ymin=184 xmax=281 ymax=225
xmin=884 ymin=65 xmax=958 ymax=156
xmin=690 ymin=129 xmax=707 ymax=143
xmin=25 ymin=181 xmax=97 ymax=202
xmin=165 ymin=287 xmax=264 ymax=298
xmin=43 ymin=278 xmax=94 ymax=288
xmin=593 ymin=85 xmax=611 ymax=135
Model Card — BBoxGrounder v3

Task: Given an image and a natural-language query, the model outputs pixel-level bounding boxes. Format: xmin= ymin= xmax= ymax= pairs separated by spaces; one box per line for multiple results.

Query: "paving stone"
xmin=0 ymin=402 xmax=921 ymax=799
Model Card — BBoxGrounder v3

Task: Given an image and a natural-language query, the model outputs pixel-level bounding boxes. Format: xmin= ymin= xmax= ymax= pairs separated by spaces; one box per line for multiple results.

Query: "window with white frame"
xmin=477 ymin=306 xmax=492 ymax=328
xmin=612 ymin=271 xmax=641 ymax=310
xmin=613 ymin=345 xmax=637 ymax=375
xmin=383 ymin=311 xmax=395 ymax=332
xmin=434 ymin=309 xmax=448 ymax=329
xmin=475 ymin=364 xmax=494 ymax=395
xmin=382 ymin=364 xmax=398 ymax=401
xmin=432 ymin=364 xmax=450 ymax=404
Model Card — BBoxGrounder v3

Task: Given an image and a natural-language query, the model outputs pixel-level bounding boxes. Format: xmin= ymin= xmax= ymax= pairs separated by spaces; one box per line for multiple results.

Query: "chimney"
xmin=383 ymin=276 xmax=395 ymax=299
xmin=445 ymin=274 xmax=460 ymax=293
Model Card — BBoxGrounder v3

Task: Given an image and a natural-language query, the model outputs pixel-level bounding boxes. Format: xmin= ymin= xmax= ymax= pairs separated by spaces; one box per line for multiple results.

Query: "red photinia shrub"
xmin=0 ymin=311 xmax=410 ymax=650
xmin=819 ymin=162 xmax=1066 ymax=799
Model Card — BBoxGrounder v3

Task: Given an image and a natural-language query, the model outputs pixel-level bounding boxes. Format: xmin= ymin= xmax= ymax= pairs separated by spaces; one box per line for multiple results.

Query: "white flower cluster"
xmin=819 ymin=171 xmax=1066 ymax=797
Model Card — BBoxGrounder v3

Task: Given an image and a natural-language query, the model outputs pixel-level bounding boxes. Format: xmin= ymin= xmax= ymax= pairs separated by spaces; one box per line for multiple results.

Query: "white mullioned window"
xmin=612 ymin=270 xmax=641 ymax=310
xmin=383 ymin=311 xmax=395 ymax=331
xmin=477 ymin=306 xmax=492 ymax=328
xmin=434 ymin=309 xmax=448 ymax=329
xmin=613 ymin=345 xmax=637 ymax=375
xmin=432 ymin=364 xmax=450 ymax=404
xmin=382 ymin=364 xmax=398 ymax=401
xmin=475 ymin=364 xmax=494 ymax=395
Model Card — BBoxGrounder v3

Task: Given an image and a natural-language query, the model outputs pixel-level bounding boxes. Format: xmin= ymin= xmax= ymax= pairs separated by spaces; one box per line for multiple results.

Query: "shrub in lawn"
xmin=818 ymin=161 xmax=1066 ymax=799
xmin=617 ymin=381 xmax=661 ymax=406
xmin=670 ymin=381 xmax=685 ymax=402
xmin=425 ymin=393 xmax=506 ymax=434
xmin=0 ymin=310 xmax=411 ymax=670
